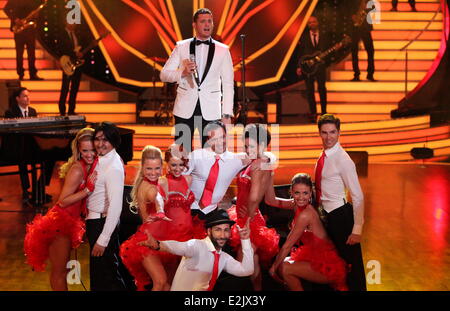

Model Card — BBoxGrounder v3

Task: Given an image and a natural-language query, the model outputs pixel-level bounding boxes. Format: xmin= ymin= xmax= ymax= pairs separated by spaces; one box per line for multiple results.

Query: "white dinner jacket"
xmin=160 ymin=38 xmax=234 ymax=120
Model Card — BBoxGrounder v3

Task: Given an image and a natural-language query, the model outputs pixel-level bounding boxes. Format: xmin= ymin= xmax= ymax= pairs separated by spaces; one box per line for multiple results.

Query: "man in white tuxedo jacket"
xmin=160 ymin=8 xmax=234 ymax=151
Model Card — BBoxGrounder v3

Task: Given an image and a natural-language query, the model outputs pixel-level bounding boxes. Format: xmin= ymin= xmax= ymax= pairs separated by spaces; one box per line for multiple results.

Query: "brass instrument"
xmin=12 ymin=1 xmax=48 ymax=34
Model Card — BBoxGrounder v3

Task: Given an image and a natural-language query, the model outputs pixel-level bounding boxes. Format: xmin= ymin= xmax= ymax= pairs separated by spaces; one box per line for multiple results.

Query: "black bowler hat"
xmin=204 ymin=209 xmax=235 ymax=228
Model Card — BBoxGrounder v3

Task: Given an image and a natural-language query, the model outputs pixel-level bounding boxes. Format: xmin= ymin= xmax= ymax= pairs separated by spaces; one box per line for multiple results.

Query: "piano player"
xmin=4 ymin=87 xmax=55 ymax=204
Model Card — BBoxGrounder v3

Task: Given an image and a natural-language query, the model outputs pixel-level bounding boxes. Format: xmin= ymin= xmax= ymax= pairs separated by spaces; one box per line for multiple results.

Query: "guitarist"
xmin=350 ymin=0 xmax=376 ymax=82
xmin=296 ymin=16 xmax=332 ymax=122
xmin=58 ymin=18 xmax=85 ymax=116
xmin=4 ymin=0 xmax=44 ymax=81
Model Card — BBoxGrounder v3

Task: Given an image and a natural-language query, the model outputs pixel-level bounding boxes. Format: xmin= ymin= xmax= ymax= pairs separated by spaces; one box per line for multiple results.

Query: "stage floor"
xmin=0 ymin=162 xmax=449 ymax=291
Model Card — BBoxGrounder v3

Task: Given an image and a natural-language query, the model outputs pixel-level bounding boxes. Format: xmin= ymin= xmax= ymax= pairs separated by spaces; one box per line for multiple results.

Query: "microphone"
xmin=189 ymin=54 xmax=199 ymax=80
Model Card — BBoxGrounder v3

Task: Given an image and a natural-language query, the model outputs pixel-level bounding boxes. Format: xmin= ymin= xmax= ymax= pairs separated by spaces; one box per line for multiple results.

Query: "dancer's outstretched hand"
xmin=268 ymin=264 xmax=285 ymax=285
xmin=138 ymin=230 xmax=159 ymax=250
xmin=145 ymin=212 xmax=172 ymax=223
xmin=237 ymin=218 xmax=251 ymax=240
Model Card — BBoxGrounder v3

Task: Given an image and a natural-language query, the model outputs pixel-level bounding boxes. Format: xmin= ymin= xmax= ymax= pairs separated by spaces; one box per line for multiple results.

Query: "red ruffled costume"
xmin=120 ymin=175 xmax=199 ymax=290
xmin=227 ymin=165 xmax=280 ymax=265
xmin=289 ymin=206 xmax=348 ymax=291
xmin=23 ymin=159 xmax=95 ymax=272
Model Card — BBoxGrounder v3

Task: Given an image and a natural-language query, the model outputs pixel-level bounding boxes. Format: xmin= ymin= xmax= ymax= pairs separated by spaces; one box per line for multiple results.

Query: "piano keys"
xmin=0 ymin=115 xmax=135 ymax=206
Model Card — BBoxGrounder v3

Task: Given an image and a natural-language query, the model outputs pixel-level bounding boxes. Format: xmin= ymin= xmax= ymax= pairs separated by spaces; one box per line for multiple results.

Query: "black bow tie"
xmin=196 ymin=39 xmax=211 ymax=46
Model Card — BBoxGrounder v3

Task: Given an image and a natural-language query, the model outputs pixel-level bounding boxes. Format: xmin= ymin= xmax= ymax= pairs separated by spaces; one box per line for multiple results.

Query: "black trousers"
xmin=392 ymin=0 xmax=416 ymax=9
xmin=14 ymin=28 xmax=37 ymax=77
xmin=304 ymin=65 xmax=327 ymax=115
xmin=19 ymin=160 xmax=55 ymax=193
xmin=58 ymin=68 xmax=82 ymax=115
xmin=351 ymin=29 xmax=375 ymax=77
xmin=173 ymin=101 xmax=218 ymax=152
xmin=324 ymin=203 xmax=367 ymax=291
xmin=86 ymin=218 xmax=126 ymax=291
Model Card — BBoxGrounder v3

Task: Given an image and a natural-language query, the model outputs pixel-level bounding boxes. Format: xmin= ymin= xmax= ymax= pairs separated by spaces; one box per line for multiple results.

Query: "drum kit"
xmin=140 ymin=56 xmax=175 ymax=125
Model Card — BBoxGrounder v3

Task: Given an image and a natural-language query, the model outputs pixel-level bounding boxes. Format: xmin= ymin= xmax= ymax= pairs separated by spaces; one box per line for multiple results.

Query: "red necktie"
xmin=207 ymin=251 xmax=220 ymax=291
xmin=200 ymin=155 xmax=220 ymax=208
xmin=315 ymin=151 xmax=326 ymax=205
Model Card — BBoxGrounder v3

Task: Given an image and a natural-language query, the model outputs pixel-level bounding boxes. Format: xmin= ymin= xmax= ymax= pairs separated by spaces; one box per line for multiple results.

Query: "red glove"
xmin=155 ymin=212 xmax=166 ymax=219
xmin=85 ymin=174 xmax=96 ymax=192
xmin=84 ymin=157 xmax=98 ymax=193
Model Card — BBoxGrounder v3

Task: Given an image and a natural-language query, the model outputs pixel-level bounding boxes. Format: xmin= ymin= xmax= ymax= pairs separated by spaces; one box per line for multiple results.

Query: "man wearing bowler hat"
xmin=139 ymin=209 xmax=253 ymax=291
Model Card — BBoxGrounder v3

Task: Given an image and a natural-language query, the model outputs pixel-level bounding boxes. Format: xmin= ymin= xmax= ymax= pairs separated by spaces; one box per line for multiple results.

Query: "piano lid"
xmin=0 ymin=115 xmax=86 ymax=130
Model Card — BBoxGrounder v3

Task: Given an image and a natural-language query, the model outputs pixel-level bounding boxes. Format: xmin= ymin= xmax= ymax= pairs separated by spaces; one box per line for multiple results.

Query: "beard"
xmin=209 ymin=235 xmax=229 ymax=249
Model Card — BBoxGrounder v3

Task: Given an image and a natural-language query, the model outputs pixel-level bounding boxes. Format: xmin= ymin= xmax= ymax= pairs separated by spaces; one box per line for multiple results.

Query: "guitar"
xmin=352 ymin=1 xmax=376 ymax=27
xmin=299 ymin=35 xmax=351 ymax=77
xmin=59 ymin=32 xmax=110 ymax=76
xmin=12 ymin=0 xmax=48 ymax=34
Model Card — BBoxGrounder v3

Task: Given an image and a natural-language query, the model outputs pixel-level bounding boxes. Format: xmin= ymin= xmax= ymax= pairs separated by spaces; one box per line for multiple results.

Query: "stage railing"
xmin=399 ymin=2 xmax=443 ymax=100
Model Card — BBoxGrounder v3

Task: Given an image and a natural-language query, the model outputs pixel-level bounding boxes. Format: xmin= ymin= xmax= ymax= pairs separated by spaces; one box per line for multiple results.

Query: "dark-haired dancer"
xmin=314 ymin=114 xmax=366 ymax=291
xmin=185 ymin=121 xmax=273 ymax=235
xmin=86 ymin=122 xmax=126 ymax=291
xmin=138 ymin=209 xmax=253 ymax=291
xmin=227 ymin=124 xmax=279 ymax=291
xmin=265 ymin=173 xmax=348 ymax=291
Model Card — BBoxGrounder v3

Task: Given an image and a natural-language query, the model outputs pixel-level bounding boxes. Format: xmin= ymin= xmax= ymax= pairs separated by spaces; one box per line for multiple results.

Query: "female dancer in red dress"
xmin=120 ymin=144 xmax=196 ymax=291
xmin=24 ymin=127 xmax=98 ymax=291
xmin=266 ymin=173 xmax=348 ymax=291
xmin=227 ymin=124 xmax=280 ymax=291
xmin=159 ymin=144 xmax=198 ymax=242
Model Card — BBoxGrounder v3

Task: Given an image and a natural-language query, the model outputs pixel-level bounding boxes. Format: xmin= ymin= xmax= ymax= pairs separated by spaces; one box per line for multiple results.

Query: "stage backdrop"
xmin=78 ymin=0 xmax=318 ymax=88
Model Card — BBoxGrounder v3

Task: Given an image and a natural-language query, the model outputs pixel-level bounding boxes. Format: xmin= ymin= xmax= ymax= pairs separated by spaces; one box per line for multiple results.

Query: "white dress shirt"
xmin=19 ymin=106 xmax=29 ymax=117
xmin=86 ymin=149 xmax=125 ymax=247
xmin=194 ymin=36 xmax=210 ymax=80
xmin=315 ymin=142 xmax=365 ymax=235
xmin=162 ymin=236 xmax=254 ymax=291
xmin=310 ymin=30 xmax=319 ymax=47
xmin=185 ymin=149 xmax=246 ymax=214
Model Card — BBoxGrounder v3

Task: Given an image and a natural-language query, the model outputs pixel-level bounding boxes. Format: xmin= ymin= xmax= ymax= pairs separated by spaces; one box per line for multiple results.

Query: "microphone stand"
xmin=236 ymin=34 xmax=248 ymax=125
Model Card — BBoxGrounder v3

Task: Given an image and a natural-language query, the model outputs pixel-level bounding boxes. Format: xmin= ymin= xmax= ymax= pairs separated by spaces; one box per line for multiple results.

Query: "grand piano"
xmin=0 ymin=115 xmax=135 ymax=206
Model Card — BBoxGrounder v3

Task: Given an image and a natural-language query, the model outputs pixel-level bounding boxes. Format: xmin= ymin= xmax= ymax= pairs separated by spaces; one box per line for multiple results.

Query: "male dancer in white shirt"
xmin=160 ymin=8 xmax=234 ymax=150
xmin=315 ymin=114 xmax=366 ymax=290
xmin=139 ymin=209 xmax=253 ymax=291
xmin=185 ymin=121 xmax=276 ymax=219
xmin=86 ymin=122 xmax=126 ymax=291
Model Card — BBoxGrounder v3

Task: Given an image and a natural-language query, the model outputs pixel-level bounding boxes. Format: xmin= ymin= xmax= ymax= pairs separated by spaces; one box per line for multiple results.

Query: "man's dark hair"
xmin=318 ymin=114 xmax=341 ymax=131
xmin=193 ymin=8 xmax=212 ymax=22
xmin=244 ymin=123 xmax=271 ymax=147
xmin=94 ymin=121 xmax=121 ymax=149
xmin=12 ymin=87 xmax=28 ymax=103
